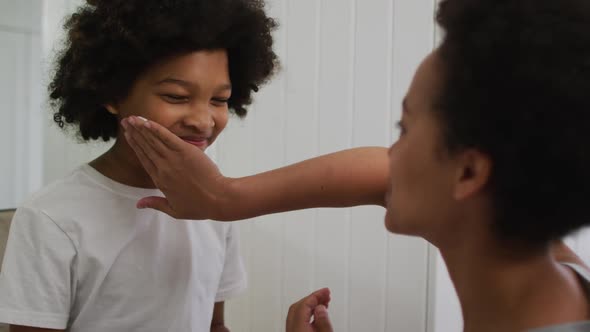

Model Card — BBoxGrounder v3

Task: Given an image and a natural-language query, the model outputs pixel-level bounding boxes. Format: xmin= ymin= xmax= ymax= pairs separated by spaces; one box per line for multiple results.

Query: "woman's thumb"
xmin=313 ymin=305 xmax=333 ymax=332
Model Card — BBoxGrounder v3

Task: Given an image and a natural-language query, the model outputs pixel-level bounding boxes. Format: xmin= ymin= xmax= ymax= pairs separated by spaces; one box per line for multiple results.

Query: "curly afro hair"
xmin=49 ymin=0 xmax=278 ymax=141
xmin=435 ymin=0 xmax=590 ymax=245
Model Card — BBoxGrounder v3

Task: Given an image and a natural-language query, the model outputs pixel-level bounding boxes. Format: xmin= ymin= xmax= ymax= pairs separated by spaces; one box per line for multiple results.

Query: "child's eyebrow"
xmin=216 ymin=83 xmax=232 ymax=92
xmin=155 ymin=77 xmax=232 ymax=91
xmin=156 ymin=77 xmax=193 ymax=88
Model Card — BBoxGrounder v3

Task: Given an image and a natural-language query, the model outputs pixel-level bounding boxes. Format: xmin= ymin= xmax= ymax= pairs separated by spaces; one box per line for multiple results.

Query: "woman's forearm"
xmin=222 ymin=147 xmax=389 ymax=220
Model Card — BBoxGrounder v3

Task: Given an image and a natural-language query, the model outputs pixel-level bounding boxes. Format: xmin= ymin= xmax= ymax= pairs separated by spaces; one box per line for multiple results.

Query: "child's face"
xmin=110 ymin=49 xmax=231 ymax=151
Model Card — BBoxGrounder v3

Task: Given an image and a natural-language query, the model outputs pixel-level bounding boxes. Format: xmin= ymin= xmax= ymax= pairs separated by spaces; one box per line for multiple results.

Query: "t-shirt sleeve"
xmin=215 ymin=224 xmax=247 ymax=302
xmin=0 ymin=206 xmax=76 ymax=329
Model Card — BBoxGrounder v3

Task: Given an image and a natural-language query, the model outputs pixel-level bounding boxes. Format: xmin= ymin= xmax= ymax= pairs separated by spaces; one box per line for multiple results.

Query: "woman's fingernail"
xmin=121 ymin=119 xmax=128 ymax=130
xmin=137 ymin=116 xmax=148 ymax=122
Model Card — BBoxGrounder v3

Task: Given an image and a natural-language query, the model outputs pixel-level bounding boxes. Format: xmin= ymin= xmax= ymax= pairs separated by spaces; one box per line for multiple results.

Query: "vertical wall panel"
xmin=12 ymin=32 xmax=28 ymax=207
xmin=216 ymin=115 xmax=256 ymax=332
xmin=41 ymin=0 xmax=112 ymax=185
xmin=314 ymin=0 xmax=356 ymax=330
xmin=229 ymin=0 xmax=289 ymax=330
xmin=348 ymin=0 xmax=393 ymax=330
xmin=0 ymin=0 xmax=39 ymax=33
xmin=26 ymin=34 xmax=43 ymax=199
xmin=0 ymin=31 xmax=22 ymax=209
xmin=281 ymin=0 xmax=321 ymax=324
xmin=0 ymin=0 xmax=43 ymax=209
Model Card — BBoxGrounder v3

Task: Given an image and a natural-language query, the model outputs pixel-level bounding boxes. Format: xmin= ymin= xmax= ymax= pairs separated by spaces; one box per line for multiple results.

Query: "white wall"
xmin=216 ymin=1 xmax=436 ymax=331
xmin=0 ymin=0 xmax=110 ymax=206
xmin=0 ymin=0 xmax=43 ymax=209
xmin=41 ymin=0 xmax=112 ymax=184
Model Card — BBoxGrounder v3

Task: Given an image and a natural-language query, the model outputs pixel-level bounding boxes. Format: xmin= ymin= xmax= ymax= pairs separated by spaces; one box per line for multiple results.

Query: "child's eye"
xmin=161 ymin=94 xmax=189 ymax=103
xmin=211 ymin=98 xmax=230 ymax=106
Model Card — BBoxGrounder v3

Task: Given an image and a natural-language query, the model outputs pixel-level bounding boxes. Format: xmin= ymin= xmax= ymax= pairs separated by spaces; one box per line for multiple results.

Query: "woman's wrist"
xmin=215 ymin=176 xmax=247 ymax=221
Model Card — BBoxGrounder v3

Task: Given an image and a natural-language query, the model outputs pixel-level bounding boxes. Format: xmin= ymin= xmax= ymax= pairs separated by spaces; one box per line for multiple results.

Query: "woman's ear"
xmin=453 ymin=149 xmax=492 ymax=201
xmin=105 ymin=104 xmax=119 ymax=115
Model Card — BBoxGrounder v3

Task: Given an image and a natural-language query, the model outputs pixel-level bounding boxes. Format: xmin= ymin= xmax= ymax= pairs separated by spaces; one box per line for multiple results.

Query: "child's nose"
xmin=184 ymin=104 xmax=214 ymax=131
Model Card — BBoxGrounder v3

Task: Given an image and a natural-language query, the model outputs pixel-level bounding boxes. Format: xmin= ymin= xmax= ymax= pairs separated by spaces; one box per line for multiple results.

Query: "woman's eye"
xmin=396 ymin=121 xmax=407 ymax=136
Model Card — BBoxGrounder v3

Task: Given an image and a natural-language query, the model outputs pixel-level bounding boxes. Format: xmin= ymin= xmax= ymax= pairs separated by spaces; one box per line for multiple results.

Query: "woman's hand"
xmin=122 ymin=116 xmax=235 ymax=220
xmin=286 ymin=288 xmax=333 ymax=332
xmin=122 ymin=115 xmax=388 ymax=221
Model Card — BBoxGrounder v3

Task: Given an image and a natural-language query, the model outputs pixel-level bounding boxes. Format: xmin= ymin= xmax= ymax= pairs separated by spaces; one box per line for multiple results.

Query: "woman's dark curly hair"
xmin=435 ymin=0 xmax=590 ymax=245
xmin=49 ymin=0 xmax=278 ymax=141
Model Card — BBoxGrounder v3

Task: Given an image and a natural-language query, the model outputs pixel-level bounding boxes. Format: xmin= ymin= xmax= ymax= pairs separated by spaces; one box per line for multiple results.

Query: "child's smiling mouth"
xmin=180 ymin=136 xmax=209 ymax=149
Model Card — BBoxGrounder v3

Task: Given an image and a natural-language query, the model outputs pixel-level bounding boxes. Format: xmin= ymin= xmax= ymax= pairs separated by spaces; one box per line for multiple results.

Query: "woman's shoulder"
xmin=528 ymin=262 xmax=590 ymax=332
xmin=528 ymin=320 xmax=590 ymax=332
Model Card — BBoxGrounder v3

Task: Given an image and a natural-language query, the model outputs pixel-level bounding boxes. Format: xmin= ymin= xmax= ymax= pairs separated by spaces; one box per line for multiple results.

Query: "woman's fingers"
xmin=134 ymin=116 xmax=186 ymax=152
xmin=123 ymin=128 xmax=158 ymax=177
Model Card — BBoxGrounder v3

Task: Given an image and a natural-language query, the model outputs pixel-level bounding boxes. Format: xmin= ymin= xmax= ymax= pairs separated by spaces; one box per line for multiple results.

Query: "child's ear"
xmin=104 ymin=104 xmax=119 ymax=115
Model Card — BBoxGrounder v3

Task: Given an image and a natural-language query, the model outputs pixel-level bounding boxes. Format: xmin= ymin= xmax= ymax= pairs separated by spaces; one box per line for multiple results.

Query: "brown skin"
xmin=211 ymin=302 xmax=230 ymax=332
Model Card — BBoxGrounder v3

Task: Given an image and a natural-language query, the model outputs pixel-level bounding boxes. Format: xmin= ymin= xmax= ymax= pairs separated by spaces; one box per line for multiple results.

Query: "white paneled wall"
xmin=41 ymin=0 xmax=112 ymax=184
xmin=0 ymin=0 xmax=43 ymax=209
xmin=216 ymin=1 xmax=436 ymax=331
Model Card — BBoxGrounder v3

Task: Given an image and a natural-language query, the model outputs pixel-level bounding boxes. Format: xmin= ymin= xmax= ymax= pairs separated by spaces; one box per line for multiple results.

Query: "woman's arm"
xmin=225 ymin=146 xmax=388 ymax=220
xmin=122 ymin=116 xmax=388 ymax=221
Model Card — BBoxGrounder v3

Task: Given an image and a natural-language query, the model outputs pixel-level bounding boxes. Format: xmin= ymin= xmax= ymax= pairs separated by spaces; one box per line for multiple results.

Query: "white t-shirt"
xmin=0 ymin=164 xmax=246 ymax=331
